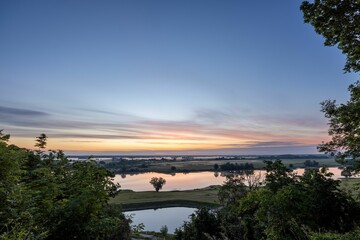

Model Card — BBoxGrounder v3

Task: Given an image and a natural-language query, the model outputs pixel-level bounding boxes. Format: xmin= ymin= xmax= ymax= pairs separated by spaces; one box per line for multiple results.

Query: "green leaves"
xmin=317 ymin=81 xmax=360 ymax=172
xmin=175 ymin=208 xmax=222 ymax=240
xmin=301 ymin=0 xmax=360 ymax=73
xmin=0 ymin=130 xmax=10 ymax=143
xmin=264 ymin=160 xmax=297 ymax=192
xmin=217 ymin=161 xmax=360 ymax=239
xmin=149 ymin=177 xmax=166 ymax=192
xmin=0 ymin=132 xmax=130 ymax=239
xmin=301 ymin=0 xmax=360 ymax=182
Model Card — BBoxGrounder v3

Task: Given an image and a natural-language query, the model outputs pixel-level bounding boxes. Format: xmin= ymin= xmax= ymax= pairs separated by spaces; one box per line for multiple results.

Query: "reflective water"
xmin=125 ymin=207 xmax=196 ymax=233
xmin=293 ymin=167 xmax=343 ymax=179
xmin=121 ymin=168 xmax=348 ymax=234
xmin=114 ymin=167 xmax=344 ymax=191
xmin=114 ymin=171 xmax=227 ymax=191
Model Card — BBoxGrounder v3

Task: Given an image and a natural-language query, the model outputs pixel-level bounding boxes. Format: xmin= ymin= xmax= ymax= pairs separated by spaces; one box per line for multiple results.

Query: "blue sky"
xmin=0 ymin=0 xmax=356 ymax=154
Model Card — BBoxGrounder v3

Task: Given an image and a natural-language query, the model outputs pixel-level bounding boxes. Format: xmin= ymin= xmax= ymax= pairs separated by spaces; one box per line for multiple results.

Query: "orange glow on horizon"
xmin=8 ymin=130 xmax=330 ymax=153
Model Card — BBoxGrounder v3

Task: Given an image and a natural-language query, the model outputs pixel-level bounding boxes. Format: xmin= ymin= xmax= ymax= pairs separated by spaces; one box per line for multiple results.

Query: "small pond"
xmin=125 ymin=207 xmax=196 ymax=233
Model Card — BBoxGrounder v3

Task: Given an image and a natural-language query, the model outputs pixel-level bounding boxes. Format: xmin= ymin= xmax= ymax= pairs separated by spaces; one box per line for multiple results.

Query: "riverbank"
xmin=340 ymin=178 xmax=360 ymax=197
xmin=110 ymin=185 xmax=220 ymax=211
xmin=106 ymin=157 xmax=339 ymax=174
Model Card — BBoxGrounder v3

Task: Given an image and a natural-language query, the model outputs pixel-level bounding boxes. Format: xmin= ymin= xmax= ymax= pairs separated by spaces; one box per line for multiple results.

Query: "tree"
xmin=301 ymin=0 xmax=360 ymax=73
xmin=301 ymin=1 xmax=360 ymax=173
xmin=264 ymin=160 xmax=297 ymax=192
xmin=236 ymin=163 xmax=360 ymax=239
xmin=317 ymin=82 xmax=360 ymax=168
xmin=341 ymin=168 xmax=352 ymax=178
xmin=160 ymin=225 xmax=168 ymax=239
xmin=35 ymin=133 xmax=47 ymax=151
xmin=218 ymin=171 xmax=261 ymax=207
xmin=0 ymin=131 xmax=34 ymax=238
xmin=149 ymin=177 xmax=166 ymax=192
xmin=304 ymin=159 xmax=320 ymax=168
xmin=174 ymin=208 xmax=222 ymax=240
xmin=299 ymin=168 xmax=359 ymax=232
xmin=0 ymin=129 xmax=10 ymax=142
xmin=0 ymin=132 xmax=131 ymax=239
xmin=218 ymin=174 xmax=248 ymax=207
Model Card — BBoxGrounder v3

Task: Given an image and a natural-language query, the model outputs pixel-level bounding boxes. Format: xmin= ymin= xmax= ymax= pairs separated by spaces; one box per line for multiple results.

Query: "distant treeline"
xmin=257 ymin=154 xmax=329 ymax=159
xmin=303 ymin=160 xmax=320 ymax=167
xmin=219 ymin=162 xmax=254 ymax=171
xmin=102 ymin=159 xmax=149 ymax=173
xmin=69 ymin=154 xmax=329 ymax=161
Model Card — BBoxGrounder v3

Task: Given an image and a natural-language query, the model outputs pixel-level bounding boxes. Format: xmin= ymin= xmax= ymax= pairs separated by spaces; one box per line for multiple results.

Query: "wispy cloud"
xmin=221 ymin=141 xmax=303 ymax=148
xmin=63 ymin=140 xmax=102 ymax=143
xmin=247 ymin=141 xmax=301 ymax=147
xmin=65 ymin=144 xmax=319 ymax=156
xmin=51 ymin=133 xmax=142 ymax=139
xmin=1 ymin=105 xmax=328 ymax=153
xmin=0 ymin=106 xmax=49 ymax=117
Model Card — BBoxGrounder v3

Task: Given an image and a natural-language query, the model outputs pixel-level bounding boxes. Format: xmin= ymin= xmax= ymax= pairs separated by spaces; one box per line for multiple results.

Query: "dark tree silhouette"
xmin=149 ymin=177 xmax=166 ymax=192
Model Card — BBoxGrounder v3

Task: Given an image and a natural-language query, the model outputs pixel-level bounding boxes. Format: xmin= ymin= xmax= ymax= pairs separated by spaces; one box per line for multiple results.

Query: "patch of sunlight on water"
xmin=125 ymin=207 xmax=196 ymax=233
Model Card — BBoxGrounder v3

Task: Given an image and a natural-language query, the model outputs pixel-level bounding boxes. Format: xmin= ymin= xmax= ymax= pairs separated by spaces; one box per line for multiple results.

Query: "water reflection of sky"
xmin=114 ymin=171 xmax=227 ymax=191
xmin=125 ymin=207 xmax=196 ymax=233
xmin=293 ymin=167 xmax=343 ymax=179
xmin=114 ymin=167 xmax=346 ymax=192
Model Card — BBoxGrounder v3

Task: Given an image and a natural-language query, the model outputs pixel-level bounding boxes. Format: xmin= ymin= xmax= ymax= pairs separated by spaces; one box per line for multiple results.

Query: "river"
xmin=114 ymin=167 xmax=345 ymax=191
xmin=118 ymin=167 xmax=351 ymax=234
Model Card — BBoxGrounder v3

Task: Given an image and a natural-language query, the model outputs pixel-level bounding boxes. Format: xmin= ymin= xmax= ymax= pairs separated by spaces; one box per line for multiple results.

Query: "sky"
xmin=0 ymin=0 xmax=357 ymax=155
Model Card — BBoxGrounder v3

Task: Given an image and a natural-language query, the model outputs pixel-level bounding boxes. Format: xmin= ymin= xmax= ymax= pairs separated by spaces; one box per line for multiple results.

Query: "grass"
xmin=141 ymin=158 xmax=340 ymax=173
xmin=110 ymin=158 xmax=342 ymax=211
xmin=110 ymin=185 xmax=220 ymax=211
xmin=340 ymin=178 xmax=360 ymax=198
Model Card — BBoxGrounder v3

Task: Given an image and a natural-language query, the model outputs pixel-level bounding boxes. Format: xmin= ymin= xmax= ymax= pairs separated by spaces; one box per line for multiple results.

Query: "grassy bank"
xmin=107 ymin=157 xmax=339 ymax=174
xmin=111 ymin=175 xmax=359 ymax=211
xmin=340 ymin=178 xmax=360 ymax=197
xmin=110 ymin=186 xmax=220 ymax=211
xmin=162 ymin=158 xmax=339 ymax=173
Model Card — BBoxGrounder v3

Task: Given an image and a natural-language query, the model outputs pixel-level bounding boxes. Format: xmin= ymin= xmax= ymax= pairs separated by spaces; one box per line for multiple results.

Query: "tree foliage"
xmin=317 ymin=81 xmax=360 ymax=169
xmin=177 ymin=2 xmax=360 ymax=239
xmin=301 ymin=0 xmax=360 ymax=73
xmin=264 ymin=159 xmax=297 ymax=192
xmin=301 ymin=0 xmax=360 ymax=172
xmin=34 ymin=133 xmax=47 ymax=150
xmin=304 ymin=159 xmax=320 ymax=167
xmin=220 ymin=162 xmax=254 ymax=171
xmin=160 ymin=225 xmax=168 ymax=237
xmin=176 ymin=161 xmax=360 ymax=239
xmin=174 ymin=208 xmax=222 ymax=240
xmin=218 ymin=170 xmax=261 ymax=207
xmin=0 ymin=132 xmax=131 ymax=239
xmin=149 ymin=177 xmax=166 ymax=192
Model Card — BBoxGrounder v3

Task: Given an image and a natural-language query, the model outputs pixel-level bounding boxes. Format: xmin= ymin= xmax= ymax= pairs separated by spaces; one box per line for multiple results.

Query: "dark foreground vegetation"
xmin=2 ymin=130 xmax=360 ymax=240
xmin=2 ymin=1 xmax=360 ymax=239
xmin=174 ymin=161 xmax=360 ymax=240
xmin=0 ymin=132 xmax=131 ymax=239
xmin=173 ymin=0 xmax=360 ymax=239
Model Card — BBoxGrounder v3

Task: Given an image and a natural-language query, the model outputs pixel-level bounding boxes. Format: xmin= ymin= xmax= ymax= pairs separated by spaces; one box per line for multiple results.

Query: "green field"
xmin=111 ymin=174 xmax=360 ymax=212
xmin=340 ymin=178 xmax=360 ymax=198
xmin=110 ymin=158 xmax=346 ymax=211
xmin=110 ymin=186 xmax=220 ymax=211
xmin=138 ymin=157 xmax=340 ymax=173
